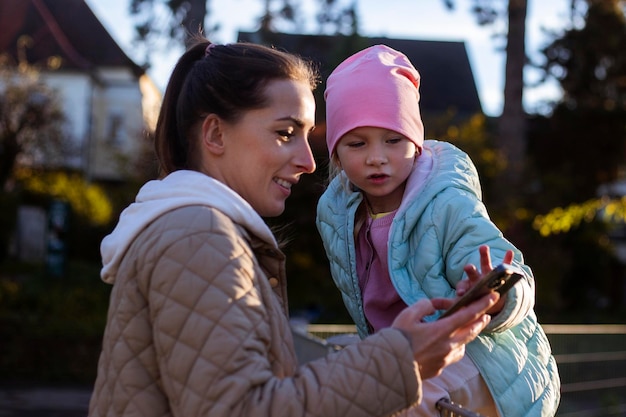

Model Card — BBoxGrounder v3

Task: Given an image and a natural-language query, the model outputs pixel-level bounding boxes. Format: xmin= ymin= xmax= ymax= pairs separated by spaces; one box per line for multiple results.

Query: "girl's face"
xmin=335 ymin=126 xmax=417 ymax=213
xmin=207 ymin=79 xmax=316 ymax=217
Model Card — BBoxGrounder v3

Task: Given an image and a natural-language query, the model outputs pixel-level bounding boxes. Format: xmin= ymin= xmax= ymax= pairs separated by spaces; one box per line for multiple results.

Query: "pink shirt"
xmin=356 ymin=209 xmax=407 ymax=332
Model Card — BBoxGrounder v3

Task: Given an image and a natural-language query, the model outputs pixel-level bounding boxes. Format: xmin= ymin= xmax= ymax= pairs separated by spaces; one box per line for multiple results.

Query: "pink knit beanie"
xmin=324 ymin=44 xmax=425 ymax=157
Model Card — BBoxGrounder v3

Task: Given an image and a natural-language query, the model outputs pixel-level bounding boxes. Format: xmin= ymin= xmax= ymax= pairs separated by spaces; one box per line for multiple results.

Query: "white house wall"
xmin=41 ymin=71 xmax=92 ymax=170
xmin=41 ymin=67 xmax=151 ymax=181
xmin=90 ymin=67 xmax=146 ymax=180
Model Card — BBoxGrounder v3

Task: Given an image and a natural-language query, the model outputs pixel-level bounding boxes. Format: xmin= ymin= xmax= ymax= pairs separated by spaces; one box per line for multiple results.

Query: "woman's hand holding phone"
xmin=391 ymin=293 xmax=500 ymax=379
xmin=391 ymin=245 xmax=520 ymax=380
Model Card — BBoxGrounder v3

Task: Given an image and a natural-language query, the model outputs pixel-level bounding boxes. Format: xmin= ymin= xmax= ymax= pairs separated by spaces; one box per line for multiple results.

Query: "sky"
xmin=85 ymin=0 xmax=573 ymax=117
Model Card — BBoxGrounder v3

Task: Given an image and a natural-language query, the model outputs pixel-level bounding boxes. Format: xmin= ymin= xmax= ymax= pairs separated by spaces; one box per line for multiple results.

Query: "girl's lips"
xmin=367 ymin=173 xmax=389 ymax=184
xmin=367 ymin=173 xmax=388 ymax=179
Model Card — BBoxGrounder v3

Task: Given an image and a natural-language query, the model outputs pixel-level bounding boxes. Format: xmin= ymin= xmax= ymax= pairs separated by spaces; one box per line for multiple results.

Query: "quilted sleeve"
xmin=432 ymin=188 xmax=535 ymax=332
xmin=147 ymin=210 xmax=420 ymax=417
xmin=287 ymin=328 xmax=422 ymax=417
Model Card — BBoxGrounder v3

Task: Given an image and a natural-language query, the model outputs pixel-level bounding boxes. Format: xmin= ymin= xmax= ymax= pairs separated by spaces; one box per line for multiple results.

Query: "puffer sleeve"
xmin=147 ymin=207 xmax=421 ymax=417
xmin=432 ymin=186 xmax=535 ymax=332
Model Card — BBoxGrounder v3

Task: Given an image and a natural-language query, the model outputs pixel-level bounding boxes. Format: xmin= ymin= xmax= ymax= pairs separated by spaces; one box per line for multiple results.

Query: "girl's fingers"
xmin=455 ymin=280 xmax=469 ymax=296
xmin=504 ymin=249 xmax=514 ymax=264
xmin=479 ymin=245 xmax=492 ymax=274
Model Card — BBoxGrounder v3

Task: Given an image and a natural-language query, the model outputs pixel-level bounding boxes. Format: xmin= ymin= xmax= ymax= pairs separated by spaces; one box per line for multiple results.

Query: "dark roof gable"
xmin=0 ymin=0 xmax=143 ymax=76
xmin=237 ymin=31 xmax=482 ymax=116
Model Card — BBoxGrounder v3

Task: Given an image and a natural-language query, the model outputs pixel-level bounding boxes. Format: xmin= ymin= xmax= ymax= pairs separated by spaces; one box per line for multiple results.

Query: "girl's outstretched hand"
xmin=457 ymin=245 xmax=514 ymax=315
xmin=391 ymin=292 xmax=499 ymax=379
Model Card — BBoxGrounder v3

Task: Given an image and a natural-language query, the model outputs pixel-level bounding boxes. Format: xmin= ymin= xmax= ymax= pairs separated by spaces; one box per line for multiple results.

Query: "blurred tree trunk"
xmin=442 ymin=0 xmax=528 ymax=190
xmin=498 ymin=0 xmax=527 ymax=187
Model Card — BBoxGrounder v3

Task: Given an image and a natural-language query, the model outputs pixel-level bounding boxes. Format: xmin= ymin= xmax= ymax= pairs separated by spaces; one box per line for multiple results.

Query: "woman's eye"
xmin=277 ymin=130 xmax=295 ymax=141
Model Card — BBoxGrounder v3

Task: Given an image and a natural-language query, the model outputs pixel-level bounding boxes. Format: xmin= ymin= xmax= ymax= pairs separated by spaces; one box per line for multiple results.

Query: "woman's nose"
xmin=295 ymin=140 xmax=316 ymax=174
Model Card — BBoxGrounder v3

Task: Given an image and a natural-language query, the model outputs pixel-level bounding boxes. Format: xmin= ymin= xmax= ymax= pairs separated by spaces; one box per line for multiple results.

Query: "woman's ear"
xmin=201 ymin=114 xmax=225 ymax=155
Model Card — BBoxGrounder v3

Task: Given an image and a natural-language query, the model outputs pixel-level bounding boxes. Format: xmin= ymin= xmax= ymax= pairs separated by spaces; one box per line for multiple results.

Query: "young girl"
xmin=316 ymin=44 xmax=560 ymax=417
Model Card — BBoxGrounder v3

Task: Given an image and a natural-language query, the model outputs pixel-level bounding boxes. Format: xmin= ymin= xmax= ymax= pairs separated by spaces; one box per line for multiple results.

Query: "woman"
xmin=88 ymin=38 xmax=499 ymax=417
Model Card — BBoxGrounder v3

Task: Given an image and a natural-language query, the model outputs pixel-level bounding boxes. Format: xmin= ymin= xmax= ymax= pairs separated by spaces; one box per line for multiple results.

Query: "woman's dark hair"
xmin=154 ymin=36 xmax=320 ymax=176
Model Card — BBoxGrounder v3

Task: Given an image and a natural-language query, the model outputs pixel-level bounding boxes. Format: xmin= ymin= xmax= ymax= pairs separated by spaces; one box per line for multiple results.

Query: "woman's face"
xmin=209 ymin=79 xmax=316 ymax=217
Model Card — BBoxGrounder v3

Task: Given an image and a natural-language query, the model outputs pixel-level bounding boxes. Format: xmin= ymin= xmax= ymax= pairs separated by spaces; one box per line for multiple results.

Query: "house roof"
xmin=0 ymin=0 xmax=143 ymax=77
xmin=237 ymin=32 xmax=482 ymax=116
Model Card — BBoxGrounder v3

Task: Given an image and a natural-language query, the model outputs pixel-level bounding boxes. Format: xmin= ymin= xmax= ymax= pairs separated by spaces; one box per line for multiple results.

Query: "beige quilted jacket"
xmin=89 ymin=171 xmax=421 ymax=417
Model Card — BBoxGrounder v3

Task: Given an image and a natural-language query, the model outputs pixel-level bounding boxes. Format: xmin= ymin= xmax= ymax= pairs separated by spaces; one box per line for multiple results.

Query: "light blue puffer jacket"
xmin=316 ymin=140 xmax=560 ymax=417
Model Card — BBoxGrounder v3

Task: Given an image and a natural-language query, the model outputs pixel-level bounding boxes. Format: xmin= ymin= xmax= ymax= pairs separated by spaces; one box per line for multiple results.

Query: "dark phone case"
xmin=438 ymin=263 xmax=523 ymax=319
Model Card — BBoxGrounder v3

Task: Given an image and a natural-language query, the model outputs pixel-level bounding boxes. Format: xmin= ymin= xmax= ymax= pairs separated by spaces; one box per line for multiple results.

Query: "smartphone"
xmin=438 ymin=263 xmax=524 ymax=319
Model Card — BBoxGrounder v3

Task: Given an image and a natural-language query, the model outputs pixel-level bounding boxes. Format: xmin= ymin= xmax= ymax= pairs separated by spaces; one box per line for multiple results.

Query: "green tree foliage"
xmin=314 ymin=0 xmax=358 ymax=35
xmin=130 ymin=0 xmax=211 ymax=57
xmin=526 ymin=0 xmax=626 ymax=315
xmin=0 ymin=40 xmax=76 ymax=261
xmin=0 ymin=260 xmax=110 ymax=383
xmin=542 ymin=0 xmax=626 ymax=112
xmin=0 ymin=48 xmax=68 ymax=192
xmin=531 ymin=0 xmax=626 ymax=207
xmin=127 ymin=0 xmax=358 ymax=67
xmin=16 ymin=169 xmax=113 ymax=226
xmin=533 ymin=0 xmax=626 ymax=203
xmin=429 ymin=113 xmax=503 ymax=183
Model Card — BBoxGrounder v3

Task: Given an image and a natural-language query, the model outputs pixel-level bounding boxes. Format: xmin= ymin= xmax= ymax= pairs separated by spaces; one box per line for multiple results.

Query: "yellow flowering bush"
xmin=16 ymin=169 xmax=113 ymax=226
xmin=533 ymin=197 xmax=626 ymax=237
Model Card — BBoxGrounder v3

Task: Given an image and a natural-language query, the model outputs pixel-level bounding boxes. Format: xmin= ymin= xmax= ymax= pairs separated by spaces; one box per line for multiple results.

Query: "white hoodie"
xmin=100 ymin=170 xmax=276 ymax=284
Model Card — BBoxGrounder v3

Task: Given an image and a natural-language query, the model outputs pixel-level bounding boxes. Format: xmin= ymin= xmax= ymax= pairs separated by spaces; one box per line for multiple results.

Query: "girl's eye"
xmin=347 ymin=141 xmax=364 ymax=148
xmin=387 ymin=137 xmax=403 ymax=144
